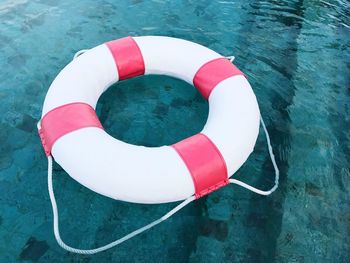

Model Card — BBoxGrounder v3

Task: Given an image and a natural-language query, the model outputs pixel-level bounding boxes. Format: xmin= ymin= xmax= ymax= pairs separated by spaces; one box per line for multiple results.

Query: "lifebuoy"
xmin=38 ymin=36 xmax=260 ymax=204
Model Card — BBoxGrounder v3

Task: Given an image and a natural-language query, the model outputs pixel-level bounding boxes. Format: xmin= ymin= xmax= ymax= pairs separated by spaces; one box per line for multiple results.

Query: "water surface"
xmin=0 ymin=0 xmax=349 ymax=262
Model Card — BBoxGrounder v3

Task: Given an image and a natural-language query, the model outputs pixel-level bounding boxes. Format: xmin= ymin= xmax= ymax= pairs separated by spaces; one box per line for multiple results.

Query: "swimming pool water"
xmin=0 ymin=0 xmax=349 ymax=262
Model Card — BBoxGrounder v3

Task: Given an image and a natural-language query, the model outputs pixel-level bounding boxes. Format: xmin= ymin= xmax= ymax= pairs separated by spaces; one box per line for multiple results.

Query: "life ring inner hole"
xmin=95 ymin=74 xmax=209 ymax=147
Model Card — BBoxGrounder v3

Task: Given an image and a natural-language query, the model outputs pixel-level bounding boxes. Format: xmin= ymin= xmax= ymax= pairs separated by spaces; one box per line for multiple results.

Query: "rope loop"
xmin=73 ymin=49 xmax=90 ymax=60
xmin=229 ymin=116 xmax=279 ymax=195
xmin=225 ymin=55 xmax=235 ymax=62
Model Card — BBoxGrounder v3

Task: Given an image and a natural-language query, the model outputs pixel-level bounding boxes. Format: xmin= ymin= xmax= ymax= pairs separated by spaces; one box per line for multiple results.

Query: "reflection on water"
xmin=0 ymin=0 xmax=349 ymax=262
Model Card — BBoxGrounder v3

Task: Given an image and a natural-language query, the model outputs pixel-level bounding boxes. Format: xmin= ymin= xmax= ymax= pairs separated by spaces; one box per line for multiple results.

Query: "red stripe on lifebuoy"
xmin=193 ymin=58 xmax=244 ymax=99
xmin=172 ymin=133 xmax=229 ymax=199
xmin=106 ymin=37 xmax=145 ymax=80
xmin=39 ymin=103 xmax=103 ymax=156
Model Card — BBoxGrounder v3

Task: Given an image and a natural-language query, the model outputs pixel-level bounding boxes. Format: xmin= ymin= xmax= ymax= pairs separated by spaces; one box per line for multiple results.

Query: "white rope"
xmin=229 ymin=116 xmax=279 ymax=195
xmin=226 ymin=55 xmax=235 ymax=62
xmin=47 ymin=155 xmax=195 ymax=254
xmin=73 ymin=49 xmax=90 ymax=60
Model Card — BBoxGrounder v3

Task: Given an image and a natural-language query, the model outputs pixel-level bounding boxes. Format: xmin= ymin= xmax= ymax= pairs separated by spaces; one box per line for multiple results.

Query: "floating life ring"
xmin=38 ymin=36 xmax=280 ymax=254
xmin=38 ymin=36 xmax=260 ymax=204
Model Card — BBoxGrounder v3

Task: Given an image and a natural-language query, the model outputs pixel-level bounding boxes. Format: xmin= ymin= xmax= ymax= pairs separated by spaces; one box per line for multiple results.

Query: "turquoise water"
xmin=0 ymin=0 xmax=349 ymax=262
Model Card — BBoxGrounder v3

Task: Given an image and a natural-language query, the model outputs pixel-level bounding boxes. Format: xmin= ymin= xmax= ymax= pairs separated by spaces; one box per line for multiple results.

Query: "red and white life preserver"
xmin=38 ymin=36 xmax=260 ymax=204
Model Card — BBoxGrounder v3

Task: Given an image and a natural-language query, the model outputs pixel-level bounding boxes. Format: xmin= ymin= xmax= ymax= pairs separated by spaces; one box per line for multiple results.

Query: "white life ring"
xmin=38 ymin=36 xmax=260 ymax=204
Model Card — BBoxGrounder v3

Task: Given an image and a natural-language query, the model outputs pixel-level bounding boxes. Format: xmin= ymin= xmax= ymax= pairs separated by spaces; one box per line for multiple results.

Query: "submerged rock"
xmin=7 ymin=54 xmax=29 ymax=68
xmin=19 ymin=237 xmax=49 ymax=262
xmin=16 ymin=114 xmax=36 ymax=133
xmin=153 ymin=102 xmax=169 ymax=119
xmin=305 ymin=182 xmax=323 ymax=197
xmin=199 ymin=218 xmax=228 ymax=241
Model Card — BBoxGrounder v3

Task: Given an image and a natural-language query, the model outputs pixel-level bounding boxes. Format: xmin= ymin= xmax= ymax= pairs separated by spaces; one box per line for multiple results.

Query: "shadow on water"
xmin=234 ymin=0 xmax=305 ymax=261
